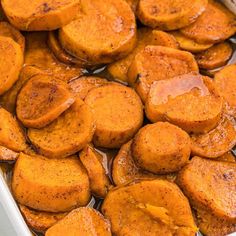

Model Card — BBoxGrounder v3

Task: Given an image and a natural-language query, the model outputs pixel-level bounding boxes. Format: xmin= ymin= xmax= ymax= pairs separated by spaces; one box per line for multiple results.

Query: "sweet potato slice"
xmin=177 ymin=156 xmax=236 ymax=222
xmin=0 ymin=108 xmax=27 ymax=152
xmin=69 ymin=76 xmax=109 ymax=100
xmin=195 ymin=42 xmax=233 ymax=70
xmin=181 ymin=0 xmax=236 ymax=43
xmin=1 ymin=0 xmax=80 ymax=31
xmin=145 ymin=74 xmax=223 ymax=133
xmin=25 ymin=32 xmax=82 ymax=82
xmin=19 ymin=205 xmax=67 ymax=233
xmin=102 ymin=179 xmax=197 ymax=236
xmin=170 ymin=31 xmax=213 ymax=53
xmin=80 ymin=145 xmax=111 ymax=198
xmin=128 ymin=46 xmax=198 ymax=102
xmin=137 ymin=0 xmax=208 ymax=30
xmin=191 ymin=115 xmax=236 ymax=158
xmin=125 ymin=0 xmax=139 ymax=12
xmin=214 ymin=64 xmax=236 ymax=117
xmin=28 ymin=98 xmax=95 ymax=158
xmin=46 ymin=207 xmax=111 ymax=236
xmin=12 ymin=153 xmax=90 ymax=212
xmin=85 ymin=83 xmax=143 ymax=148
xmin=0 ymin=22 xmax=25 ymax=52
xmin=196 ymin=209 xmax=236 ymax=236
xmin=132 ymin=122 xmax=191 ymax=174
xmin=17 ymin=75 xmax=75 ymax=128
xmin=108 ymin=28 xmax=178 ymax=83
xmin=59 ymin=0 xmax=137 ymax=66
xmin=0 ymin=36 xmax=23 ymax=95
xmin=0 ymin=146 xmax=19 ymax=162
xmin=217 ymin=152 xmax=236 ymax=163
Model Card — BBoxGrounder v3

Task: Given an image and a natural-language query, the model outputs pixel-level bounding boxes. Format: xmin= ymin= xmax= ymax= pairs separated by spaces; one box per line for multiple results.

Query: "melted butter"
xmin=150 ymin=74 xmax=210 ymax=105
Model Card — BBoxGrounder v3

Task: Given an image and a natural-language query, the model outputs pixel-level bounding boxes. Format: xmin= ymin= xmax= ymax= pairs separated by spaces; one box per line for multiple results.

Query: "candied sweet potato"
xmin=17 ymin=75 xmax=75 ymax=128
xmin=46 ymin=207 xmax=111 ymax=236
xmin=145 ymin=74 xmax=223 ymax=133
xmin=191 ymin=115 xmax=236 ymax=158
xmin=108 ymin=28 xmax=178 ymax=83
xmin=137 ymin=0 xmax=208 ymax=30
xmin=12 ymin=153 xmax=90 ymax=212
xmin=80 ymin=145 xmax=111 ymax=198
xmin=59 ymin=0 xmax=137 ymax=66
xmin=0 ymin=108 xmax=26 ymax=152
xmin=195 ymin=42 xmax=233 ymax=70
xmin=28 ymin=98 xmax=95 ymax=158
xmin=20 ymin=205 xmax=67 ymax=233
xmin=0 ymin=146 xmax=19 ymax=162
xmin=85 ymin=83 xmax=143 ymax=148
xmin=181 ymin=0 xmax=236 ymax=43
xmin=1 ymin=0 xmax=80 ymax=31
xmin=128 ymin=46 xmax=198 ymax=102
xmin=217 ymin=152 xmax=236 ymax=163
xmin=177 ymin=156 xmax=236 ymax=222
xmin=69 ymin=76 xmax=109 ymax=100
xmin=0 ymin=36 xmax=23 ymax=95
xmin=132 ymin=122 xmax=191 ymax=174
xmin=102 ymin=179 xmax=197 ymax=236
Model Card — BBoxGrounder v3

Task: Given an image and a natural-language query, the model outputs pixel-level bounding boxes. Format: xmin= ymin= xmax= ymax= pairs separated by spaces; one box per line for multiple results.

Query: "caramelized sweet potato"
xmin=102 ymin=179 xmax=197 ymax=236
xmin=191 ymin=115 xmax=236 ymax=158
xmin=12 ymin=153 xmax=90 ymax=212
xmin=132 ymin=122 xmax=191 ymax=174
xmin=46 ymin=207 xmax=111 ymax=236
xmin=195 ymin=42 xmax=233 ymax=70
xmin=217 ymin=152 xmax=236 ymax=163
xmin=145 ymin=74 xmax=223 ymax=133
xmin=69 ymin=76 xmax=109 ymax=100
xmin=128 ymin=46 xmax=198 ymax=102
xmin=20 ymin=205 xmax=67 ymax=233
xmin=1 ymin=0 xmax=80 ymax=31
xmin=125 ymin=0 xmax=139 ymax=12
xmin=177 ymin=156 xmax=236 ymax=222
xmin=59 ymin=0 xmax=137 ymax=66
xmin=28 ymin=98 xmax=95 ymax=158
xmin=17 ymin=75 xmax=75 ymax=128
xmin=108 ymin=28 xmax=178 ymax=83
xmin=170 ymin=31 xmax=213 ymax=53
xmin=181 ymin=0 xmax=236 ymax=43
xmin=0 ymin=146 xmax=19 ymax=162
xmin=85 ymin=83 xmax=143 ymax=148
xmin=214 ymin=64 xmax=236 ymax=117
xmin=0 ymin=36 xmax=23 ymax=95
xmin=80 ymin=145 xmax=111 ymax=198
xmin=137 ymin=0 xmax=208 ymax=30
xmin=0 ymin=108 xmax=26 ymax=152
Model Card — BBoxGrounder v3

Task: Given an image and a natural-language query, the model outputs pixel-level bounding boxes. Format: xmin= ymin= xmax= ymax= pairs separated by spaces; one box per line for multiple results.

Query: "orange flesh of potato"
xmin=0 ymin=21 xmax=25 ymax=52
xmin=102 ymin=179 xmax=197 ymax=236
xmin=217 ymin=152 xmax=236 ymax=163
xmin=28 ymin=98 xmax=95 ymax=158
xmin=46 ymin=207 xmax=111 ymax=236
xmin=24 ymin=32 xmax=82 ymax=82
xmin=137 ymin=0 xmax=208 ymax=30
xmin=125 ymin=0 xmax=139 ymax=12
xmin=17 ymin=74 xmax=75 ymax=128
xmin=108 ymin=28 xmax=178 ymax=83
xmin=170 ymin=31 xmax=213 ymax=53
xmin=214 ymin=64 xmax=236 ymax=118
xmin=80 ymin=145 xmax=111 ymax=198
xmin=191 ymin=115 xmax=236 ymax=158
xmin=181 ymin=0 xmax=236 ymax=43
xmin=128 ymin=45 xmax=198 ymax=102
xmin=145 ymin=74 xmax=223 ymax=133
xmin=0 ymin=107 xmax=26 ymax=152
xmin=195 ymin=42 xmax=233 ymax=70
xmin=12 ymin=153 xmax=90 ymax=212
xmin=0 ymin=36 xmax=23 ymax=95
xmin=0 ymin=146 xmax=19 ymax=162
xmin=177 ymin=156 xmax=236 ymax=222
xmin=85 ymin=83 xmax=143 ymax=148
xmin=19 ymin=205 xmax=67 ymax=233
xmin=59 ymin=0 xmax=137 ymax=66
xmin=1 ymin=0 xmax=80 ymax=31
xmin=132 ymin=122 xmax=191 ymax=174
xmin=69 ymin=76 xmax=109 ymax=100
